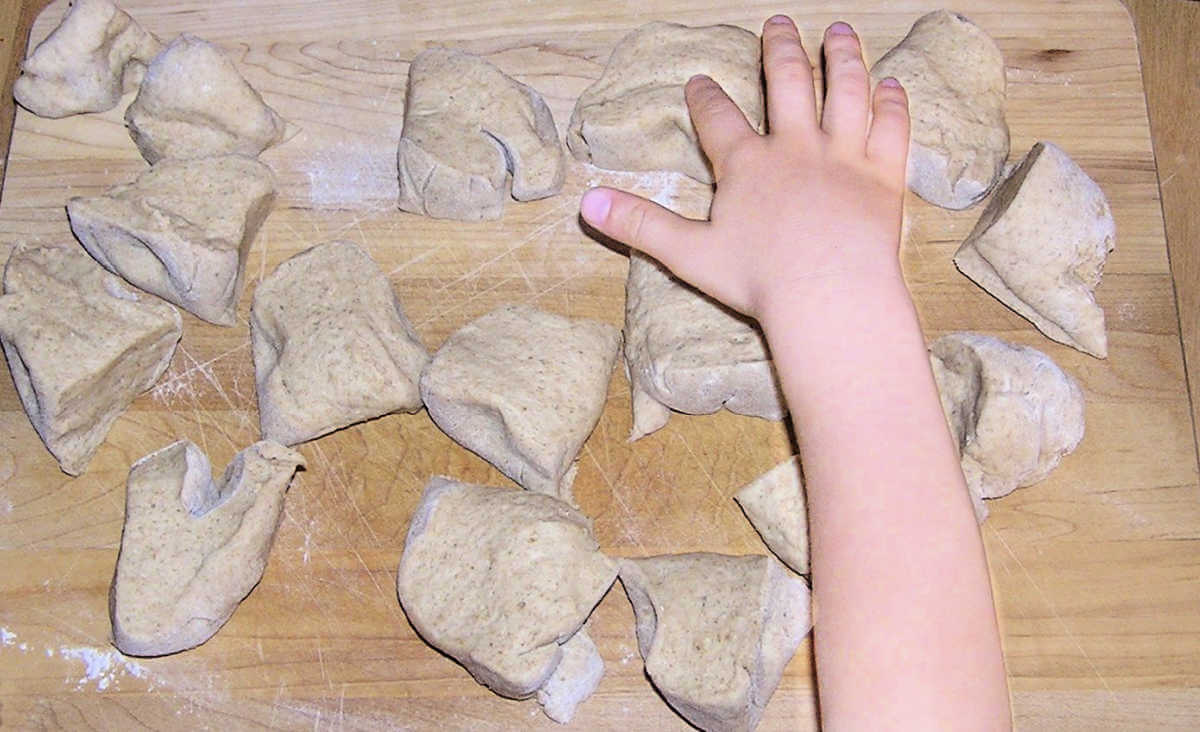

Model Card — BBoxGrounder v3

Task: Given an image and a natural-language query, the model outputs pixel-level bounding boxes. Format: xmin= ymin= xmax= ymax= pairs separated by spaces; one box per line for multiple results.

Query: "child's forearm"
xmin=761 ymin=275 xmax=1012 ymax=730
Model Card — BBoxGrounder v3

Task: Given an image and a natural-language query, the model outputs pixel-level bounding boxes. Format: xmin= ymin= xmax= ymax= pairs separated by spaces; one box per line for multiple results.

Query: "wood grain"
xmin=1 ymin=1 xmax=1198 ymax=730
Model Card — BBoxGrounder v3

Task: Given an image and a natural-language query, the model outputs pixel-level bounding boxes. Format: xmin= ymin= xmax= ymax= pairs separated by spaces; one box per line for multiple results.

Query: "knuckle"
xmin=625 ymin=202 xmax=650 ymax=247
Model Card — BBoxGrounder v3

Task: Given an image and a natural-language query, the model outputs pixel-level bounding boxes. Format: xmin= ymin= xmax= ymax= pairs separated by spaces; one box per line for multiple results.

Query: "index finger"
xmin=762 ymin=14 xmax=818 ymax=135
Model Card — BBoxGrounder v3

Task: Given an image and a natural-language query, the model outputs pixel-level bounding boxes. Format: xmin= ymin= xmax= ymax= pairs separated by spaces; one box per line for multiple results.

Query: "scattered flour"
xmin=301 ymin=138 xmax=399 ymax=209
xmin=1 ymin=499 xmax=11 ymax=514
xmin=58 ymin=645 xmax=151 ymax=692
xmin=0 ymin=627 xmax=15 ymax=645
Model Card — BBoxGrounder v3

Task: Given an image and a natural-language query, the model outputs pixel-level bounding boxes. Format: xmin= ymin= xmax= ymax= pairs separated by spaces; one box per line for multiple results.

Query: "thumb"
xmin=580 ymin=187 xmax=704 ymax=271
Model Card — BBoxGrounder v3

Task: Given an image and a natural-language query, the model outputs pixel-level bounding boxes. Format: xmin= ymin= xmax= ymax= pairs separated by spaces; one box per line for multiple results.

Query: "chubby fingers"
xmin=820 ymin=21 xmax=871 ymax=146
xmin=580 ymin=187 xmax=705 ymax=269
xmin=761 ymin=14 xmax=818 ymax=134
xmin=867 ymin=77 xmax=911 ymax=182
xmin=684 ymin=74 xmax=756 ymax=179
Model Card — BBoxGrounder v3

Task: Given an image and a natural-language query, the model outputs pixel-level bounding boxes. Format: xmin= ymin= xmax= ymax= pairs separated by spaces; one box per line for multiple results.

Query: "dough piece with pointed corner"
xmin=625 ymin=253 xmax=784 ymax=441
xmin=0 ymin=245 xmax=181 ymax=476
xmin=536 ymin=628 xmax=606 ymax=724
xmin=734 ymin=457 xmax=808 ymax=575
xmin=930 ymin=333 xmax=1085 ymax=512
xmin=954 ymin=142 xmax=1115 ymax=357
xmin=67 ymin=155 xmax=275 ymax=326
xmin=420 ymin=305 xmax=620 ymax=502
xmin=397 ymin=48 xmax=565 ymax=221
xmin=125 ymin=34 xmax=285 ymax=163
xmin=110 ymin=440 xmax=305 ymax=656
xmin=251 ymin=241 xmax=429 ymax=446
xmin=396 ymin=477 xmax=618 ymax=709
xmin=871 ymin=10 xmax=1009 ymax=209
xmin=619 ymin=553 xmax=811 ymax=732
xmin=13 ymin=0 xmax=160 ymax=118
xmin=567 ymin=21 xmax=763 ymax=184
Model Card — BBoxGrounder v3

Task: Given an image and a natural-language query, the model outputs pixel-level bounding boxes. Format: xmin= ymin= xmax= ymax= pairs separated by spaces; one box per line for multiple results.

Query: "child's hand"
xmin=579 ymin=16 xmax=910 ymax=323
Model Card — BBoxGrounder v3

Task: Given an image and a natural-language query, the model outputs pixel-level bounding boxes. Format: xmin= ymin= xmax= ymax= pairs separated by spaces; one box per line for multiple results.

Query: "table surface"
xmin=0 ymin=1 xmax=1198 ymax=729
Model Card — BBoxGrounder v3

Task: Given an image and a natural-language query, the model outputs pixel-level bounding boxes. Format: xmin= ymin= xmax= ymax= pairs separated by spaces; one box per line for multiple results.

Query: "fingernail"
xmin=828 ymin=21 xmax=855 ymax=36
xmin=766 ymin=14 xmax=792 ymax=25
xmin=880 ymin=77 xmax=902 ymax=88
xmin=687 ymin=73 xmax=713 ymax=85
xmin=580 ymin=188 xmax=611 ymax=225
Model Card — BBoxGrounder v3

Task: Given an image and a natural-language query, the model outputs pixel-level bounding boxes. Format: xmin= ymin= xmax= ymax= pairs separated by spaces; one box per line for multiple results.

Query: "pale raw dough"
xmin=625 ymin=253 xmax=784 ymax=441
xmin=396 ymin=477 xmax=618 ymax=712
xmin=14 ymin=0 xmax=160 ymax=118
xmin=251 ymin=240 xmax=429 ymax=446
xmin=110 ymin=440 xmax=305 ymax=656
xmin=67 ymin=155 xmax=276 ymax=326
xmin=567 ymin=21 xmax=763 ymax=184
xmin=954 ymin=141 xmax=1115 ymax=357
xmin=0 ymin=245 xmax=181 ymax=475
xmin=733 ymin=457 xmax=808 ymax=575
xmin=420 ymin=304 xmax=621 ymax=502
xmin=397 ymin=48 xmax=565 ymax=220
xmin=536 ymin=628 xmax=606 ymax=724
xmin=871 ymin=10 xmax=1009 ymax=209
xmin=930 ymin=333 xmax=1085 ymax=509
xmin=619 ymin=553 xmax=811 ymax=732
xmin=125 ymin=34 xmax=285 ymax=163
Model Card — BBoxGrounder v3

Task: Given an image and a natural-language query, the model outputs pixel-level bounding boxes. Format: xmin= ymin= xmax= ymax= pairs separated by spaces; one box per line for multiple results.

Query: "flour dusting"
xmin=58 ymin=645 xmax=151 ymax=691
xmin=301 ymin=138 xmax=399 ymax=209
xmin=0 ymin=627 xmax=15 ymax=645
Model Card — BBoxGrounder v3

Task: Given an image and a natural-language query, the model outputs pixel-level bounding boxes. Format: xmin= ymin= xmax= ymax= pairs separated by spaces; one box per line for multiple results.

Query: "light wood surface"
xmin=1 ymin=1 xmax=1198 ymax=730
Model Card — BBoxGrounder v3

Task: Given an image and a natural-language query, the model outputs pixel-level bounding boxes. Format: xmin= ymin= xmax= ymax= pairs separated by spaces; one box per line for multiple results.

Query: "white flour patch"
xmin=301 ymin=139 xmax=399 ymax=209
xmin=0 ymin=627 xmax=15 ymax=645
xmin=58 ymin=645 xmax=151 ymax=692
xmin=1 ymin=499 xmax=11 ymax=514
xmin=583 ymin=165 xmax=690 ymax=208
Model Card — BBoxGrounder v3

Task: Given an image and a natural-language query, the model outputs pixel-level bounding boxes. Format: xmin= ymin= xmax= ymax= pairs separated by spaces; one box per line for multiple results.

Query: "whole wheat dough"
xmin=871 ymin=10 xmax=1009 ymax=209
xmin=625 ymin=253 xmax=784 ymax=441
xmin=536 ymin=627 xmax=606 ymax=724
xmin=567 ymin=22 xmax=763 ymax=184
xmin=110 ymin=440 xmax=305 ymax=656
xmin=0 ymin=245 xmax=181 ymax=475
xmin=931 ymin=333 xmax=1085 ymax=507
xmin=13 ymin=0 xmax=160 ymax=118
xmin=954 ymin=141 xmax=1115 ymax=357
xmin=67 ymin=155 xmax=276 ymax=326
xmin=397 ymin=48 xmax=565 ymax=220
xmin=420 ymin=304 xmax=621 ymax=502
xmin=733 ymin=457 xmax=808 ymax=575
xmin=396 ymin=477 xmax=618 ymax=714
xmin=251 ymin=240 xmax=429 ymax=446
xmin=125 ymin=34 xmax=285 ymax=163
xmin=619 ymin=553 xmax=811 ymax=732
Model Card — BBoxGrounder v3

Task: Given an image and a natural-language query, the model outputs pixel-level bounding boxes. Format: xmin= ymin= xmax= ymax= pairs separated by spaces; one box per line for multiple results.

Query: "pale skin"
xmin=579 ymin=16 xmax=1012 ymax=731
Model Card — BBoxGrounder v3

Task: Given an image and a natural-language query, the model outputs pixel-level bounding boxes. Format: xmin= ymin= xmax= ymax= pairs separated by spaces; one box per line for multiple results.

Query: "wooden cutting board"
xmin=1 ymin=0 xmax=1198 ymax=729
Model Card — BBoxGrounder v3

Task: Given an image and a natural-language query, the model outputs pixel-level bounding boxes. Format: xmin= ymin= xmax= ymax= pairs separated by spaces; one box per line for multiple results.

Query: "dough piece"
xmin=67 ymin=155 xmax=276 ymax=326
xmin=625 ymin=253 xmax=784 ymax=441
xmin=13 ymin=0 xmax=160 ymax=118
xmin=420 ymin=304 xmax=620 ymax=502
xmin=619 ymin=553 xmax=811 ymax=732
xmin=870 ymin=10 xmax=1009 ymax=209
xmin=251 ymin=241 xmax=429 ymax=446
xmin=536 ymin=628 xmax=605 ymax=724
xmin=928 ymin=351 xmax=990 ymax=522
xmin=396 ymin=477 xmax=618 ymax=706
xmin=931 ymin=333 xmax=1085 ymax=508
xmin=954 ymin=142 xmax=1115 ymax=357
xmin=397 ymin=48 xmax=565 ymax=220
xmin=733 ymin=457 xmax=808 ymax=575
xmin=567 ymin=21 xmax=763 ymax=184
xmin=125 ymin=34 xmax=285 ymax=163
xmin=110 ymin=440 xmax=305 ymax=656
xmin=0 ymin=245 xmax=181 ymax=475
